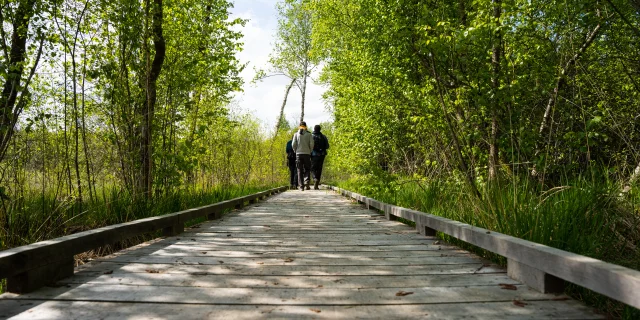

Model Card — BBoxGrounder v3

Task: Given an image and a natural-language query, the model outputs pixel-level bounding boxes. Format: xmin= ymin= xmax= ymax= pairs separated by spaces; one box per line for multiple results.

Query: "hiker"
xmin=311 ymin=125 xmax=329 ymax=190
xmin=292 ymin=121 xmax=314 ymax=191
xmin=286 ymin=138 xmax=298 ymax=189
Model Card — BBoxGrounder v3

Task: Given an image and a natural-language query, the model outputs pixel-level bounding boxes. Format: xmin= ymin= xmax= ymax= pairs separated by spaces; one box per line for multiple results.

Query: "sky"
xmin=229 ymin=0 xmax=332 ymax=132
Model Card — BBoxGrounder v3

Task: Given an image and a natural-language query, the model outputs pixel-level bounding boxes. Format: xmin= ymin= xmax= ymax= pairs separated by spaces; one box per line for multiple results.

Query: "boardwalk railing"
xmin=0 ymin=186 xmax=288 ymax=294
xmin=328 ymin=185 xmax=640 ymax=309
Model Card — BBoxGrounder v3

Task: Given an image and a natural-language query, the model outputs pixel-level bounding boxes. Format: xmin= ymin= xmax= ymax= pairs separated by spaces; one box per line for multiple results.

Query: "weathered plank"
xmin=3 ymin=283 xmax=565 ymax=304
xmin=97 ymin=255 xmax=485 ymax=266
xmin=71 ymin=262 xmax=505 ymax=276
xmin=0 ymin=300 xmax=602 ymax=320
xmin=58 ymin=273 xmax=518 ymax=288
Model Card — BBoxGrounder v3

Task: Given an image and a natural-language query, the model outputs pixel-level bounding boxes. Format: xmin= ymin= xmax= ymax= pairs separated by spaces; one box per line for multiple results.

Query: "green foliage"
xmin=313 ymin=0 xmax=640 ymax=315
xmin=0 ymin=0 xmax=293 ymax=257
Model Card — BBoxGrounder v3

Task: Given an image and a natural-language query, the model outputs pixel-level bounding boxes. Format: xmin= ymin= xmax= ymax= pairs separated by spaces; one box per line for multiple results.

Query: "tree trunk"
xmin=140 ymin=0 xmax=166 ymax=198
xmin=81 ymin=53 xmax=94 ymax=202
xmin=488 ymin=0 xmax=502 ymax=182
xmin=0 ymin=0 xmax=37 ymax=162
xmin=300 ymin=72 xmax=307 ymax=123
xmin=275 ymin=78 xmax=296 ymax=135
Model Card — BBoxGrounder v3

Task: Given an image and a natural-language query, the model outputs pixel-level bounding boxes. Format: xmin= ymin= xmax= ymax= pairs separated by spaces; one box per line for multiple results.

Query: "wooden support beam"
xmin=7 ymin=256 xmax=73 ymax=294
xmin=162 ymin=220 xmax=184 ymax=237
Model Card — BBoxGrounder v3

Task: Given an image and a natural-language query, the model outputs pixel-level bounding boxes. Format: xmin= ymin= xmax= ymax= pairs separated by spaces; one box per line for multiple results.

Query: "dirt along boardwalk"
xmin=0 ymin=189 xmax=601 ymax=319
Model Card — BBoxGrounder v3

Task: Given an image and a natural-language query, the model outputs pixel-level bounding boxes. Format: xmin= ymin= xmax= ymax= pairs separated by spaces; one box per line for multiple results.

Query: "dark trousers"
xmin=288 ymin=159 xmax=298 ymax=187
xmin=296 ymin=154 xmax=311 ymax=187
xmin=311 ymin=155 xmax=326 ymax=183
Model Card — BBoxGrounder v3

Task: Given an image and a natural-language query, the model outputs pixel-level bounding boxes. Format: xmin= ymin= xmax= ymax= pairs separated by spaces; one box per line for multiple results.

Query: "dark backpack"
xmin=313 ymin=133 xmax=328 ymax=152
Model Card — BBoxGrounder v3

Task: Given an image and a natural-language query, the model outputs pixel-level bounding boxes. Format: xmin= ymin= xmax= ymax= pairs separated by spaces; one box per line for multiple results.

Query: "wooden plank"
xmin=91 ymin=243 xmax=459 ymax=253
xmin=176 ymin=233 xmax=434 ymax=240
xmin=0 ymin=300 xmax=603 ymax=320
xmin=3 ymin=283 xmax=565 ymax=305
xmin=101 ymin=255 xmax=485 ymax=266
xmin=57 ymin=273 xmax=518 ymax=289
xmin=151 ymin=239 xmax=438 ymax=247
xmin=70 ymin=262 xmax=505 ymax=276
xmin=101 ymin=249 xmax=471 ymax=259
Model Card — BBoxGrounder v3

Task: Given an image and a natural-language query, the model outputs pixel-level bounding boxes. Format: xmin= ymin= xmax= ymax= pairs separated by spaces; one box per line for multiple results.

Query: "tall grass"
xmin=333 ymin=173 xmax=640 ymax=319
xmin=0 ymin=183 xmax=277 ymax=251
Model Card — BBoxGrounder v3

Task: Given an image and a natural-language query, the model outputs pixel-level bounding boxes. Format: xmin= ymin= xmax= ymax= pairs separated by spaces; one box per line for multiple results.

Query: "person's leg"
xmin=303 ymin=155 xmax=312 ymax=189
xmin=288 ymin=162 xmax=296 ymax=188
xmin=311 ymin=156 xmax=319 ymax=180
xmin=296 ymin=155 xmax=305 ymax=190
xmin=317 ymin=155 xmax=325 ymax=182
xmin=312 ymin=156 xmax=325 ymax=189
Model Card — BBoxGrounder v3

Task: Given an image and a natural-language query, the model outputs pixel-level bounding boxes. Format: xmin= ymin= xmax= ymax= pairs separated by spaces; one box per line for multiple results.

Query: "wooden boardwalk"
xmin=0 ymin=190 xmax=602 ymax=319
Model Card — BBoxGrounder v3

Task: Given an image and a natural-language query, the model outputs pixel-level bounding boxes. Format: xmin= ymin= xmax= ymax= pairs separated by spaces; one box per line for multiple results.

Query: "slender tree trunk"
xmin=300 ymin=66 xmax=308 ymax=123
xmin=488 ymin=0 xmax=502 ymax=182
xmin=0 ymin=0 xmax=37 ymax=162
xmin=275 ymin=78 xmax=296 ymax=135
xmin=72 ymin=55 xmax=83 ymax=208
xmin=81 ymin=54 xmax=94 ymax=202
xmin=140 ymin=0 xmax=166 ymax=198
xmin=64 ymin=45 xmax=73 ymax=196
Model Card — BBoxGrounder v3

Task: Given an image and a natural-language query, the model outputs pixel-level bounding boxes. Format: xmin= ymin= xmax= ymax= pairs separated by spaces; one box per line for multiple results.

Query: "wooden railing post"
xmin=508 ymin=259 xmax=565 ymax=293
xmin=208 ymin=211 xmax=223 ymax=220
xmin=416 ymin=215 xmax=436 ymax=237
xmin=162 ymin=217 xmax=184 ymax=237
xmin=7 ymin=256 xmax=74 ymax=293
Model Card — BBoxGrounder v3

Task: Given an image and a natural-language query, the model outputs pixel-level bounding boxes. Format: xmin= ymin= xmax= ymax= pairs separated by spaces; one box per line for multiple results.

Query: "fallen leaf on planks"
xmin=499 ymin=283 xmax=518 ymax=290
xmin=395 ymin=291 xmax=414 ymax=296
xmin=145 ymin=269 xmax=162 ymax=274
xmin=283 ymin=258 xmax=294 ymax=263
xmin=513 ymin=300 xmax=528 ymax=307
xmin=309 ymin=309 xmax=321 ymax=313
xmin=103 ymin=270 xmax=113 ymax=275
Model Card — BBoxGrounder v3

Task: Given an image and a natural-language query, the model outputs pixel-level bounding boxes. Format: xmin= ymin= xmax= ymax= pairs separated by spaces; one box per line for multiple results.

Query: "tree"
xmin=256 ymin=0 xmax=319 ymax=130
xmin=0 ymin=0 xmax=44 ymax=164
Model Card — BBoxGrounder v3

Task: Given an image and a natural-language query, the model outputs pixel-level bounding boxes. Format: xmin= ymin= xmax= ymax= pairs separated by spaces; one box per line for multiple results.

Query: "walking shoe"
xmin=314 ymin=181 xmax=320 ymax=190
xmin=300 ymin=186 xmax=305 ymax=191
xmin=306 ymin=185 xmax=310 ymax=190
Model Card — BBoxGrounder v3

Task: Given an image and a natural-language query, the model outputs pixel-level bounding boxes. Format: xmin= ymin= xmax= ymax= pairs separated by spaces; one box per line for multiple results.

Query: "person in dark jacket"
xmin=311 ymin=125 xmax=329 ymax=190
xmin=286 ymin=139 xmax=298 ymax=189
